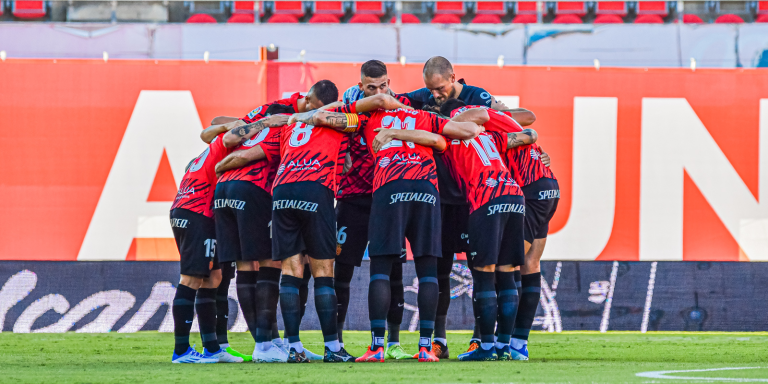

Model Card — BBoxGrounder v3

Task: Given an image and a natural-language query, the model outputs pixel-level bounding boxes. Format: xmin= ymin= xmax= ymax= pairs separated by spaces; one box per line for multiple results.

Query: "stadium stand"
xmin=267 ymin=1 xmax=304 ymax=23
xmin=471 ymin=1 xmax=507 ymax=24
xmin=12 ymin=1 xmax=46 ymax=18
xmin=636 ymin=1 xmax=668 ymax=16
xmin=715 ymin=13 xmax=744 ymax=23
xmin=635 ymin=14 xmax=664 ymax=23
xmin=552 ymin=1 xmax=587 ymax=23
xmin=187 ymin=13 xmax=217 ymax=23
xmin=389 ymin=12 xmax=421 ymax=23
xmin=309 ymin=1 xmax=344 ymax=23
xmin=683 ymin=13 xmax=704 ymax=23
xmin=431 ymin=1 xmax=465 ymax=23
xmin=512 ymin=1 xmax=538 ymax=23
xmin=594 ymin=1 xmax=627 ymax=23
xmin=348 ymin=1 xmax=384 ymax=23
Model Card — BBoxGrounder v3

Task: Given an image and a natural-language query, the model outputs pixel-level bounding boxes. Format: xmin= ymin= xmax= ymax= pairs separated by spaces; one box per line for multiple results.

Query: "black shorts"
xmin=271 ymin=181 xmax=336 ymax=261
xmin=335 ymin=196 xmax=372 ymax=267
xmin=170 ymin=208 xmax=220 ymax=277
xmin=468 ymin=195 xmax=526 ymax=268
xmin=369 ymin=179 xmax=441 ymax=258
xmin=521 ymin=178 xmax=560 ymax=243
xmin=441 ymin=203 xmax=470 ymax=254
xmin=214 ymin=181 xmax=273 ymax=263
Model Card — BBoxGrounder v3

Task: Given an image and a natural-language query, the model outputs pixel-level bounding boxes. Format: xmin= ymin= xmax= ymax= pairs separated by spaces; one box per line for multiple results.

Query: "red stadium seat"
xmin=389 ymin=13 xmax=421 ymax=23
xmin=187 ymin=13 xmax=217 ymax=23
xmin=758 ymin=1 xmax=768 ymax=14
xmin=435 ymin=1 xmax=466 ymax=15
xmin=555 ymin=1 xmax=587 ymax=16
xmin=595 ymin=1 xmax=627 ymax=16
xmin=512 ymin=13 xmax=537 ymax=23
xmin=636 ymin=1 xmax=668 ymax=15
xmin=472 ymin=14 xmax=502 ymax=23
xmin=715 ymin=14 xmax=744 ymax=23
xmin=268 ymin=14 xmax=300 ymax=23
xmin=348 ymin=13 xmax=380 ymax=23
xmin=232 ymin=1 xmax=263 ymax=15
xmin=353 ymin=1 xmax=384 ymax=16
xmin=594 ymin=14 xmax=623 ymax=23
xmin=432 ymin=13 xmax=462 ymax=23
xmin=272 ymin=1 xmax=304 ymax=15
xmin=228 ymin=13 xmax=254 ymax=23
xmin=12 ymin=1 xmax=46 ymax=19
xmin=312 ymin=1 xmax=345 ymax=16
xmin=515 ymin=1 xmax=538 ymax=14
xmin=757 ymin=14 xmax=768 ymax=22
xmin=682 ymin=14 xmax=704 ymax=23
xmin=634 ymin=14 xmax=663 ymax=23
xmin=309 ymin=13 xmax=340 ymax=23
xmin=552 ymin=14 xmax=583 ymax=23
xmin=475 ymin=1 xmax=507 ymax=15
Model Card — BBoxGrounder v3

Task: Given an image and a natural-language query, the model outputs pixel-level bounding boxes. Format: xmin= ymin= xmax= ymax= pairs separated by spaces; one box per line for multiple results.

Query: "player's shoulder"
xmin=343 ymin=86 xmax=364 ymax=104
xmin=460 ymin=83 xmax=493 ymax=107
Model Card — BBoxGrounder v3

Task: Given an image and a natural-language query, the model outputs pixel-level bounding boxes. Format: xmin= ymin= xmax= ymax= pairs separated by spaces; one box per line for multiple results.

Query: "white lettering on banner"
xmin=272 ymin=199 xmax=319 ymax=212
xmin=640 ymin=98 xmax=768 ymax=261
xmin=118 ymin=282 xmax=175 ymax=333
xmin=487 ymin=203 xmax=526 ymax=216
xmin=0 ymin=270 xmax=37 ymax=330
xmin=389 ymin=192 xmax=437 ymax=205
xmin=545 ymin=97 xmax=618 ymax=261
xmin=214 ymin=199 xmax=246 ymax=210
xmin=78 ymin=91 xmax=207 ymax=260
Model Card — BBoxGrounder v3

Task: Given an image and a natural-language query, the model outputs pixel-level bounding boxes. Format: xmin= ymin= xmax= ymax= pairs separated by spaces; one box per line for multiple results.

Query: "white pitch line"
xmin=641 ymin=261 xmax=658 ymax=333
xmin=599 ymin=261 xmax=619 ymax=333
xmin=636 ymin=367 xmax=768 ymax=382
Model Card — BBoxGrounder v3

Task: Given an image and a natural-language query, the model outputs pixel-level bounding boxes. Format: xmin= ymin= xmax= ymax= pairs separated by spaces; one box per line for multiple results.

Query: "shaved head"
xmin=423 ymin=56 xmax=454 ymax=80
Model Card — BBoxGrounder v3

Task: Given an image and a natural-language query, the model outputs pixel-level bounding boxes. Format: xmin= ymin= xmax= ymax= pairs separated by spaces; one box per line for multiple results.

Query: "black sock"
xmin=280 ymin=275 xmax=303 ymax=343
xmin=513 ymin=273 xmax=541 ymax=342
xmin=172 ymin=284 xmax=197 ymax=355
xmin=435 ymin=254 xmax=453 ymax=341
xmin=514 ymin=270 xmax=522 ymax=298
xmin=236 ymin=270 xmax=259 ymax=342
xmin=299 ymin=264 xmax=311 ymax=320
xmin=271 ymin=321 xmax=280 ymax=341
xmin=387 ymin=262 xmax=404 ymax=344
xmin=314 ymin=276 xmax=339 ymax=346
xmin=415 ymin=256 xmax=438 ymax=350
xmin=255 ymin=268 xmax=280 ymax=343
xmin=471 ymin=270 xmax=497 ymax=346
xmin=369 ymin=256 xmax=395 ymax=348
xmin=216 ymin=277 xmax=232 ymax=346
xmin=334 ymin=262 xmax=355 ymax=343
xmin=496 ymin=270 xmax=518 ymax=345
xmin=195 ymin=287 xmax=220 ymax=352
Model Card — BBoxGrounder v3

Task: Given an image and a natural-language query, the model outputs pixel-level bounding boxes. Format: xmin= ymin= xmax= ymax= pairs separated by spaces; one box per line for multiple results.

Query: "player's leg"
xmin=494 ymin=199 xmax=526 ymax=361
xmin=435 ymin=204 xmax=469 ymax=358
xmin=414 ymin=256 xmax=441 ymax=362
xmin=214 ymin=262 xmax=245 ymax=362
xmin=384 ymin=260 xmax=413 ymax=359
xmin=357 ymin=254 xmax=397 ymax=362
xmin=170 ymin=208 xmax=219 ymax=364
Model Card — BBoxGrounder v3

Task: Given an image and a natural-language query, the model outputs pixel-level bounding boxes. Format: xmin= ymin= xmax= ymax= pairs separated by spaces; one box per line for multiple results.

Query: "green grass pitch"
xmin=1 ymin=331 xmax=767 ymax=383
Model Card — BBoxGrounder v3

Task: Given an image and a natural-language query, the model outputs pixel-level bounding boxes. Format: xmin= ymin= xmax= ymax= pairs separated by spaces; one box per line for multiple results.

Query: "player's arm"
xmin=214 ymin=146 xmax=266 ymax=177
xmin=442 ymin=121 xmax=482 ymax=140
xmin=372 ymin=128 xmax=447 ymax=153
xmin=540 ymin=148 xmax=551 ymax=167
xmin=506 ymin=128 xmax=538 ymax=149
xmin=222 ymin=114 xmax=289 ymax=148
xmin=490 ymin=98 xmax=537 ymax=126
xmin=451 ymin=108 xmax=490 ymax=125
xmin=201 ymin=118 xmax=245 ymax=144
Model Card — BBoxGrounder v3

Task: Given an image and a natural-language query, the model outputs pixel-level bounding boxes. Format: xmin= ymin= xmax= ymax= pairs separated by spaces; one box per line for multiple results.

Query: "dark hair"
xmin=309 ymin=80 xmax=339 ymax=105
xmin=423 ymin=56 xmax=454 ymax=79
xmin=361 ymin=60 xmax=388 ymax=79
xmin=439 ymin=98 xmax=467 ymax=117
xmin=265 ymin=103 xmax=295 ymax=115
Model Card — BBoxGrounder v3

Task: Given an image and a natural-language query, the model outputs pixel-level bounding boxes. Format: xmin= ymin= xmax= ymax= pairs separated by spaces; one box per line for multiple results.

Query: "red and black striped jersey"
xmin=240 ymin=93 xmax=302 ymax=124
xmin=336 ymin=94 xmax=413 ymax=199
xmin=272 ymin=120 xmax=349 ymax=193
xmin=354 ymin=108 xmax=448 ymax=192
xmin=217 ymin=126 xmax=282 ymax=194
xmin=171 ymin=133 xmax=233 ymax=218
xmin=453 ymin=105 xmax=555 ymax=187
xmin=442 ymin=131 xmax=523 ymax=214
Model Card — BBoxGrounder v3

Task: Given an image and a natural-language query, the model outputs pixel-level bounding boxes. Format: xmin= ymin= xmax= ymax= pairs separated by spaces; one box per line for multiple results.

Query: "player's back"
xmin=361 ymin=108 xmax=447 ymax=191
xmin=172 ymin=133 xmax=232 ymax=217
xmin=273 ymin=122 xmax=348 ymax=193
xmin=218 ymin=126 xmax=282 ymax=194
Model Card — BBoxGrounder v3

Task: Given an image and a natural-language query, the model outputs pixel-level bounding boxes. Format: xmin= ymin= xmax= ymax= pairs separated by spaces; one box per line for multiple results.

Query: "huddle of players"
xmin=168 ymin=56 xmax=560 ymax=364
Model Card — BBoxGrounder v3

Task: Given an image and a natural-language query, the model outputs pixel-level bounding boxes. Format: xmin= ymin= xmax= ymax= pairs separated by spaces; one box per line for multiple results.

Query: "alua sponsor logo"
xmin=539 ymin=189 xmax=561 ymax=200
xmin=390 ymin=192 xmax=437 ymax=206
xmin=273 ymin=199 xmax=319 ymax=212
xmin=487 ymin=203 xmax=525 ymax=216
xmin=214 ymin=198 xmax=246 ymax=210
xmin=175 ymin=186 xmax=195 ymax=198
xmin=170 ymin=218 xmax=189 ymax=228
xmin=287 ymin=159 xmax=321 ymax=169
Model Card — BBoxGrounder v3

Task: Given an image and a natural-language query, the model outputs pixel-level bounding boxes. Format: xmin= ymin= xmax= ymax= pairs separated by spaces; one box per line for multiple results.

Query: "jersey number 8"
xmin=289 ymin=123 xmax=314 ymax=147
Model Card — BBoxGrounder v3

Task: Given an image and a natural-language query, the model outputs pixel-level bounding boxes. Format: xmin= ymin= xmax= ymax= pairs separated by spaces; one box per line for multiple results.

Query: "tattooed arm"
xmin=506 ymin=128 xmax=538 ymax=149
xmin=222 ymin=114 xmax=289 ymax=148
xmin=372 ymin=128 xmax=447 ymax=153
xmin=289 ymin=110 xmax=353 ymax=131
xmin=201 ymin=118 xmax=244 ymax=144
xmin=215 ymin=146 xmax=266 ymax=177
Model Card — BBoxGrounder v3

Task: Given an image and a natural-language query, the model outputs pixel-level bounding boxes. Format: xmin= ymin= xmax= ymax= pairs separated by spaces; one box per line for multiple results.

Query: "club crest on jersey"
xmin=379 ymin=157 xmax=391 ymax=167
xmin=390 ymin=192 xmax=437 ymax=206
xmin=485 ymin=178 xmax=498 ymax=187
xmin=487 ymin=203 xmax=525 ymax=216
